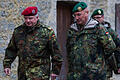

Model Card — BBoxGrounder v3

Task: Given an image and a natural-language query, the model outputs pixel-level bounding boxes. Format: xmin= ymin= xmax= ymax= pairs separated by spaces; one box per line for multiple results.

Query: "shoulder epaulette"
xmin=48 ymin=27 xmax=53 ymax=30
xmin=40 ymin=24 xmax=53 ymax=31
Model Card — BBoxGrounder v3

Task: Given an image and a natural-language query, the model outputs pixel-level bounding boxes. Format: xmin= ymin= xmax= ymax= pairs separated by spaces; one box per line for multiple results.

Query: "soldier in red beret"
xmin=21 ymin=6 xmax=38 ymax=27
xmin=3 ymin=6 xmax=63 ymax=80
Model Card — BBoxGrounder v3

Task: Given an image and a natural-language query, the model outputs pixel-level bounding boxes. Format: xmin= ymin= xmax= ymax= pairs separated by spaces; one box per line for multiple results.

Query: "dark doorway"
xmin=57 ymin=1 xmax=78 ymax=80
xmin=115 ymin=3 xmax=120 ymax=37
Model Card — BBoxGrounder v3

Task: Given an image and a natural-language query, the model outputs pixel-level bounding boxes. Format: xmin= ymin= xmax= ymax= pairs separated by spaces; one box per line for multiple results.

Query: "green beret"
xmin=72 ymin=2 xmax=87 ymax=13
xmin=91 ymin=9 xmax=104 ymax=18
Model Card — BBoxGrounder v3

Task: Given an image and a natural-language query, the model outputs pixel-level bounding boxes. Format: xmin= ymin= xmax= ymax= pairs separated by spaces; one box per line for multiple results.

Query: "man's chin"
xmin=76 ymin=22 xmax=82 ymax=25
xmin=26 ymin=24 xmax=33 ymax=27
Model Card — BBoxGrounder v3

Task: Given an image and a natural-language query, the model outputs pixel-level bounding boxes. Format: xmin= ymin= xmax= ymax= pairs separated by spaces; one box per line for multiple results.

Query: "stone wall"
xmin=89 ymin=0 xmax=115 ymax=30
xmin=0 ymin=0 xmax=119 ymax=80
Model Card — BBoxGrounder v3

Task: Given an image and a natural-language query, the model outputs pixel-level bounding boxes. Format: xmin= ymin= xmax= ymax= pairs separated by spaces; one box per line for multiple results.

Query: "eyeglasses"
xmin=72 ymin=13 xmax=82 ymax=17
xmin=94 ymin=17 xmax=102 ymax=19
xmin=73 ymin=14 xmax=81 ymax=17
xmin=93 ymin=15 xmax=103 ymax=19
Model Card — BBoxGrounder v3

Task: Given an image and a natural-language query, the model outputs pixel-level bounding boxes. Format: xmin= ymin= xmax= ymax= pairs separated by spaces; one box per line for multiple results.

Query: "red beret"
xmin=21 ymin=6 xmax=38 ymax=16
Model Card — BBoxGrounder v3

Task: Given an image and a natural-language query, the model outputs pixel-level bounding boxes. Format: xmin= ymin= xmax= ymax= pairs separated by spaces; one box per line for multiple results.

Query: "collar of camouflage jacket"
xmin=70 ymin=19 xmax=98 ymax=31
xmin=101 ymin=21 xmax=111 ymax=28
xmin=84 ymin=19 xmax=98 ymax=29
xmin=23 ymin=20 xmax=41 ymax=33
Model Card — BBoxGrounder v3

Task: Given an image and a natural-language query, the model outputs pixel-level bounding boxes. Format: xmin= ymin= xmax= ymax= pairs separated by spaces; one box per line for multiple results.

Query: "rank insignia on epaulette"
xmin=98 ymin=10 xmax=101 ymax=14
xmin=77 ymin=7 xmax=82 ymax=11
xmin=34 ymin=41 xmax=40 ymax=44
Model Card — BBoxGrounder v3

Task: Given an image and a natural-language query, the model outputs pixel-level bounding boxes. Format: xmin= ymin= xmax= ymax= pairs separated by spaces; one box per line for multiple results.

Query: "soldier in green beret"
xmin=3 ymin=6 xmax=63 ymax=80
xmin=91 ymin=9 xmax=104 ymax=19
xmin=66 ymin=2 xmax=116 ymax=80
xmin=91 ymin=8 xmax=120 ymax=79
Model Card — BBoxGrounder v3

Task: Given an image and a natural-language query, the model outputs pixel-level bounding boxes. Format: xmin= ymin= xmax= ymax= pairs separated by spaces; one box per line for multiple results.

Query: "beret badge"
xmin=32 ymin=9 xmax=35 ymax=14
xmin=98 ymin=10 xmax=101 ymax=14
xmin=77 ymin=7 xmax=82 ymax=11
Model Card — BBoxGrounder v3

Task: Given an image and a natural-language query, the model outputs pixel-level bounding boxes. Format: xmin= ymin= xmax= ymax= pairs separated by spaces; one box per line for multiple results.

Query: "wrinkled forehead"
xmin=74 ymin=10 xmax=84 ymax=14
xmin=74 ymin=11 xmax=82 ymax=14
xmin=24 ymin=16 xmax=36 ymax=18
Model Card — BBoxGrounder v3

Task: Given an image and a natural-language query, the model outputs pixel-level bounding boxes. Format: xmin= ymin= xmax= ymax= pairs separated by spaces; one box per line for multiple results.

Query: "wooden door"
xmin=57 ymin=1 xmax=77 ymax=80
xmin=115 ymin=3 xmax=120 ymax=37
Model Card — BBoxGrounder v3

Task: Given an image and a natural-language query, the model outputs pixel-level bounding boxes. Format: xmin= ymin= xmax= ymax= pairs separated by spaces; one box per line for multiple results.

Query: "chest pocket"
xmin=29 ymin=33 xmax=49 ymax=53
xmin=15 ymin=33 xmax=26 ymax=49
xmin=82 ymin=29 xmax=97 ymax=44
xmin=32 ymin=37 xmax=48 ymax=50
xmin=28 ymin=34 xmax=50 ymax=57
xmin=76 ymin=29 xmax=98 ymax=55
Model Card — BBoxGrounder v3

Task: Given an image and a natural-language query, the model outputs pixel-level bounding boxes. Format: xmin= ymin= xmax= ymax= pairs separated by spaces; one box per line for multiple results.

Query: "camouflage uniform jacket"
xmin=66 ymin=19 xmax=116 ymax=80
xmin=3 ymin=20 xmax=63 ymax=80
xmin=102 ymin=21 xmax=120 ymax=73
xmin=102 ymin=21 xmax=120 ymax=48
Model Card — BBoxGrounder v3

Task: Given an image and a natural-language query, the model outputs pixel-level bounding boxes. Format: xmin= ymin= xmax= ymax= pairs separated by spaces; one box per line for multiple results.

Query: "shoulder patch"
xmin=105 ymin=32 xmax=109 ymax=34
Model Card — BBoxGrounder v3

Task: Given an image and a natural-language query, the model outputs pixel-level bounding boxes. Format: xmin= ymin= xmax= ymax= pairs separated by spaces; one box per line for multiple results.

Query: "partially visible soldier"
xmin=91 ymin=8 xmax=120 ymax=79
xmin=66 ymin=2 xmax=116 ymax=80
xmin=3 ymin=6 xmax=63 ymax=80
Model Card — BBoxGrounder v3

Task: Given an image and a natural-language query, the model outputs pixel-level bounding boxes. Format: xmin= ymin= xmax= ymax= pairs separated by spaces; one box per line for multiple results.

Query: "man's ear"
xmin=87 ymin=10 xmax=89 ymax=14
xmin=36 ymin=16 xmax=39 ymax=19
xmin=36 ymin=15 xmax=39 ymax=20
xmin=102 ymin=15 xmax=104 ymax=18
xmin=85 ymin=9 xmax=89 ymax=14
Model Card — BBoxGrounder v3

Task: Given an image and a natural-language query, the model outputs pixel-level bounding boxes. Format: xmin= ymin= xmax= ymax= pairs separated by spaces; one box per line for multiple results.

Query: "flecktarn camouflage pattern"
xmin=3 ymin=20 xmax=63 ymax=80
xmin=66 ymin=19 xmax=116 ymax=80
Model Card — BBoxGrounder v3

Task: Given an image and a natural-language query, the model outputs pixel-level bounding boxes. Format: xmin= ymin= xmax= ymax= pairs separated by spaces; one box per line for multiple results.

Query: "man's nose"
xmin=26 ymin=19 xmax=30 ymax=22
xmin=75 ymin=16 xmax=79 ymax=20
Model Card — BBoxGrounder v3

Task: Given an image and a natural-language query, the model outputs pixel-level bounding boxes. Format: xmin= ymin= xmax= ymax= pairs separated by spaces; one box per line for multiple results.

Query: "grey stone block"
xmin=0 ymin=11 xmax=9 ymax=17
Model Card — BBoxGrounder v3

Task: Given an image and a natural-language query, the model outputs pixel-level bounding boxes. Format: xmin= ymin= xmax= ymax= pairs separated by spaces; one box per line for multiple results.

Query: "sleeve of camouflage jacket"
xmin=96 ymin=24 xmax=116 ymax=56
xmin=107 ymin=28 xmax=120 ymax=68
xmin=107 ymin=28 xmax=120 ymax=47
xmin=66 ymin=29 xmax=74 ymax=54
xmin=66 ymin=29 xmax=76 ymax=66
xmin=48 ymin=29 xmax=63 ymax=75
xmin=3 ymin=30 xmax=17 ymax=69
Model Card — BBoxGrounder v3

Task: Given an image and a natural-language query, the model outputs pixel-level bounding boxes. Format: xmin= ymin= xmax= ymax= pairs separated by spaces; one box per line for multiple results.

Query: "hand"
xmin=118 ymin=68 xmax=120 ymax=73
xmin=4 ymin=68 xmax=11 ymax=76
xmin=51 ymin=73 xmax=58 ymax=77
xmin=51 ymin=74 xmax=58 ymax=80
